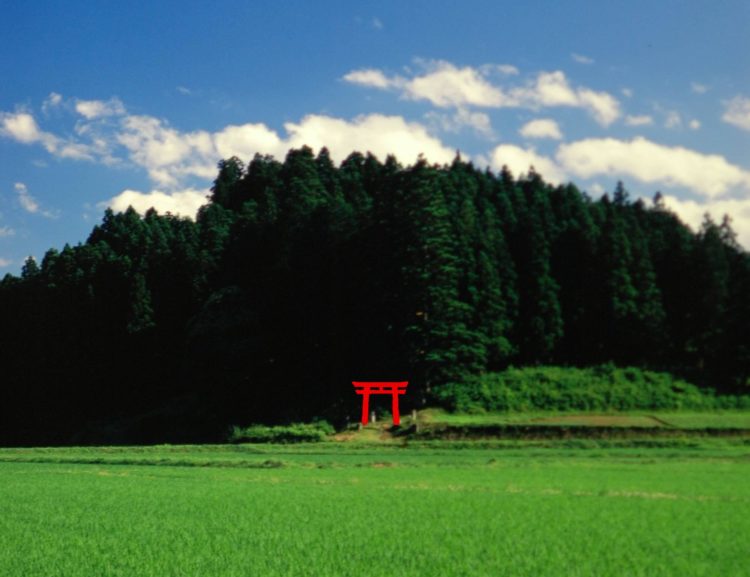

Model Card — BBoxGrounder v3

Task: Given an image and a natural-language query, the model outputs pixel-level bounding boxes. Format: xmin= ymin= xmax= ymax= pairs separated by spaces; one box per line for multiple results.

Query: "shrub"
xmin=432 ymin=365 xmax=750 ymax=412
xmin=228 ymin=421 xmax=334 ymax=443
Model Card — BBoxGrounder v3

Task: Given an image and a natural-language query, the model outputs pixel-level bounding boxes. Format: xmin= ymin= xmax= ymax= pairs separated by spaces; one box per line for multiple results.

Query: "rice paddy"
xmin=0 ymin=440 xmax=748 ymax=576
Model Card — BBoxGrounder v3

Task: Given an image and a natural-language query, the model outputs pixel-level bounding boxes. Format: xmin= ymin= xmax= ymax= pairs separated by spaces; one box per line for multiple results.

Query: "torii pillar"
xmin=352 ymin=381 xmax=409 ymax=425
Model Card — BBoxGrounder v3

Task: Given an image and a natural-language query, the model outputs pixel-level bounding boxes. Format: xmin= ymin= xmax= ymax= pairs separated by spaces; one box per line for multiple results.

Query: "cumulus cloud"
xmin=1 ymin=111 xmax=44 ymax=143
xmin=0 ymin=226 xmax=14 ymax=237
xmin=689 ymin=119 xmax=701 ymax=130
xmin=214 ymin=122 xmax=284 ymax=161
xmin=0 ymin=258 xmax=11 ymax=268
xmin=490 ymin=144 xmax=567 ymax=184
xmin=283 ymin=114 xmax=455 ymax=165
xmin=625 ymin=115 xmax=654 ymax=126
xmin=621 ymin=88 xmax=634 ymax=98
xmin=2 ymin=94 xmax=459 ymax=195
xmin=75 ymin=97 xmax=126 ymax=119
xmin=556 ymin=137 xmax=750 ymax=198
xmin=116 ymin=115 xmax=216 ymax=187
xmin=116 ymin=111 xmax=456 ymax=191
xmin=344 ymin=62 xmax=621 ymax=125
xmin=103 ymin=188 xmax=209 ymax=217
xmin=575 ymin=88 xmax=620 ymax=126
xmin=511 ymin=71 xmax=621 ymax=126
xmin=571 ymin=53 xmax=594 ymax=65
xmin=426 ymin=108 xmax=494 ymax=137
xmin=722 ymin=96 xmax=750 ymax=131
xmin=0 ymin=110 xmax=95 ymax=160
xmin=404 ymin=61 xmax=509 ymax=108
xmin=519 ymin=118 xmax=563 ymax=140
xmin=343 ymin=68 xmax=395 ymax=90
xmin=520 ymin=71 xmax=578 ymax=107
xmin=346 ymin=61 xmax=509 ymax=107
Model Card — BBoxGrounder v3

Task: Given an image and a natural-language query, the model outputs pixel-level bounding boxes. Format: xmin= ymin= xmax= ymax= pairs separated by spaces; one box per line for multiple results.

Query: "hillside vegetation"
xmin=435 ymin=365 xmax=750 ymax=413
xmin=1 ymin=148 xmax=749 ymax=444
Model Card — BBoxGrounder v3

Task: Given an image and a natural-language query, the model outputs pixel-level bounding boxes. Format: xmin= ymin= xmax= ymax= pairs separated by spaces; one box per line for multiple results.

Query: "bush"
xmin=228 ymin=420 xmax=334 ymax=443
xmin=432 ymin=365 xmax=749 ymax=413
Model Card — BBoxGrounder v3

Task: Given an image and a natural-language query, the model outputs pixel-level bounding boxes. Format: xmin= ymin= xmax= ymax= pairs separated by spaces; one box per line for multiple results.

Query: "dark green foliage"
xmin=0 ymin=148 xmax=748 ymax=445
xmin=228 ymin=421 xmax=334 ymax=443
xmin=434 ymin=366 xmax=749 ymax=413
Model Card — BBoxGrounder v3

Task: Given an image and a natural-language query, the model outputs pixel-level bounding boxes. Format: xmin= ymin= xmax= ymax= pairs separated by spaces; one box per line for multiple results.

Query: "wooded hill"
xmin=1 ymin=148 xmax=748 ymax=444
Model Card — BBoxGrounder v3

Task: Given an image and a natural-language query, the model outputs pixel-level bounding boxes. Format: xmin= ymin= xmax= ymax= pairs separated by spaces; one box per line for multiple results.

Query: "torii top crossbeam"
xmin=352 ymin=381 xmax=408 ymax=426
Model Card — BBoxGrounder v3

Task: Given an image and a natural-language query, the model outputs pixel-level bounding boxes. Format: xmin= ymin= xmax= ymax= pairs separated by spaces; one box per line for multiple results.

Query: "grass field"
xmin=1 ymin=440 xmax=748 ymax=576
xmin=419 ymin=408 xmax=750 ymax=429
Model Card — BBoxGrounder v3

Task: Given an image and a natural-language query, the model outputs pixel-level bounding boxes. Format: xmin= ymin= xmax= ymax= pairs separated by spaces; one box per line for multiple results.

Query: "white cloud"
xmin=372 ymin=17 xmax=383 ymax=30
xmin=0 ymin=226 xmax=15 ymax=238
xmin=625 ymin=114 xmax=654 ymax=126
xmin=15 ymin=182 xmax=39 ymax=213
xmin=1 ymin=111 xmax=43 ymax=143
xmin=514 ymin=71 xmax=577 ymax=107
xmin=103 ymin=188 xmax=209 ymax=217
xmin=689 ymin=119 xmax=701 ymax=130
xmin=0 ymin=110 xmax=94 ymax=160
xmin=343 ymin=68 xmax=395 ymax=90
xmin=15 ymin=182 xmax=58 ymax=218
xmin=722 ymin=96 xmax=750 ymax=132
xmin=108 ymin=109 xmax=461 ymax=198
xmin=519 ymin=118 xmax=563 ymax=140
xmin=283 ymin=114 xmax=456 ymax=165
xmin=662 ymin=194 xmax=750 ymax=249
xmin=75 ymin=98 xmax=126 ymax=119
xmin=177 ymin=86 xmax=192 ymax=96
xmin=117 ymin=111 xmax=457 ymax=190
xmin=345 ymin=63 xmax=621 ymax=126
xmin=117 ymin=115 xmax=216 ymax=187
xmin=214 ymin=122 xmax=284 ymax=161
xmin=691 ymin=82 xmax=709 ymax=94
xmin=576 ymin=88 xmax=620 ymax=126
xmin=487 ymin=64 xmax=520 ymax=76
xmin=665 ymin=111 xmax=682 ymax=129
xmin=557 ymin=137 xmax=750 ymax=198
xmin=490 ymin=144 xmax=567 ymax=184
xmin=426 ymin=108 xmax=494 ymax=137
xmin=621 ymin=88 xmax=634 ymax=98
xmin=0 ymin=258 xmax=11 ymax=268
xmin=512 ymin=71 xmax=620 ymax=126
xmin=404 ymin=61 xmax=509 ymax=108
xmin=42 ymin=92 xmax=63 ymax=114
xmin=8 ymin=96 xmax=458 ymax=192
xmin=571 ymin=53 xmax=594 ymax=65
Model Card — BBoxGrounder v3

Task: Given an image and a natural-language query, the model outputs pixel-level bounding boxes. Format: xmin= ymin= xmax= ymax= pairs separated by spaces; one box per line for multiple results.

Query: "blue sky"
xmin=2 ymin=0 xmax=749 ymax=273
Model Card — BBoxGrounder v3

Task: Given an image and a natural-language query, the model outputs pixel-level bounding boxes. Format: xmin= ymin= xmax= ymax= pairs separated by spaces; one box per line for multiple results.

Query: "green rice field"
xmin=419 ymin=408 xmax=750 ymax=429
xmin=1 ymin=441 xmax=748 ymax=576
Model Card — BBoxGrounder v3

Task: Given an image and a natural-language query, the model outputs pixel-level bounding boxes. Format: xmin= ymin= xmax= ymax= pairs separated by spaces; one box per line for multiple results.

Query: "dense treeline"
xmin=1 ymin=147 xmax=748 ymax=444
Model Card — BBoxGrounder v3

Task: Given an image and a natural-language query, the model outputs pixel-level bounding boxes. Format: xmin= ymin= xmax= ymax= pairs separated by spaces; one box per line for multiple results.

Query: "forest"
xmin=1 ymin=147 xmax=748 ymax=445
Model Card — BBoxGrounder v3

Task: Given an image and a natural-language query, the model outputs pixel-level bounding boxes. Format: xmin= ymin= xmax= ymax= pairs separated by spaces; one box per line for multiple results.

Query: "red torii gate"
xmin=353 ymin=381 xmax=408 ymax=426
